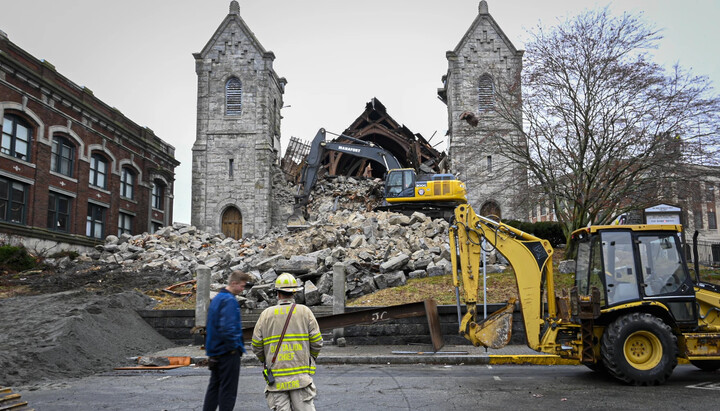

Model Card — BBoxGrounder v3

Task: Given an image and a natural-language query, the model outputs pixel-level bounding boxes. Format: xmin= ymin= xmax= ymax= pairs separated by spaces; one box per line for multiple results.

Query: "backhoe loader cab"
xmin=572 ymin=225 xmax=696 ymax=325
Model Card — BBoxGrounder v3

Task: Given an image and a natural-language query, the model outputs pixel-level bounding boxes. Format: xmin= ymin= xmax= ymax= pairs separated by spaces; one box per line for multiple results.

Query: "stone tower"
xmin=192 ymin=1 xmax=286 ymax=238
xmin=438 ymin=1 xmax=526 ymax=219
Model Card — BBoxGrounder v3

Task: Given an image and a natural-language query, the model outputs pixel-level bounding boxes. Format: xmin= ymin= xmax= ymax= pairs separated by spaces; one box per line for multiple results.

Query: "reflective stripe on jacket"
xmin=251 ymin=299 xmax=323 ymax=392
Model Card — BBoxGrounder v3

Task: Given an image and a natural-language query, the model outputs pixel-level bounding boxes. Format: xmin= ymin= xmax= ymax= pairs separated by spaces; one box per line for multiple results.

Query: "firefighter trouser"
xmin=265 ymin=383 xmax=317 ymax=411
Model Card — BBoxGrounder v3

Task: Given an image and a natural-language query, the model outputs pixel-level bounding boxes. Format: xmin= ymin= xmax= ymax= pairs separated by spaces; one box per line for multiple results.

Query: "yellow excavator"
xmin=288 ymin=129 xmax=467 ymax=227
xmin=449 ymin=204 xmax=720 ymax=385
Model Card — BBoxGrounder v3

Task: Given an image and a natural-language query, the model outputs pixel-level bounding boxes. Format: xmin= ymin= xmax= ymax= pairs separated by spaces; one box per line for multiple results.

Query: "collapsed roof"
xmin=282 ymin=98 xmax=447 ymax=181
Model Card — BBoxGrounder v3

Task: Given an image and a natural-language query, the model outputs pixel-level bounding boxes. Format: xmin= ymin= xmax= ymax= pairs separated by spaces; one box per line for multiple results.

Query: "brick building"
xmin=0 ymin=30 xmax=179 ymax=252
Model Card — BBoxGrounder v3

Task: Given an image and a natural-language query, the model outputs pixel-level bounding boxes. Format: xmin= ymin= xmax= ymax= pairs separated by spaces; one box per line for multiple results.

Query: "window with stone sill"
xmin=89 ymin=154 xmax=109 ymax=189
xmin=120 ymin=167 xmax=135 ymax=199
xmin=48 ymin=192 xmax=71 ymax=232
xmin=152 ymin=181 xmax=165 ymax=210
xmin=0 ymin=176 xmax=28 ymax=224
xmin=51 ymin=135 xmax=75 ymax=178
xmin=118 ymin=212 xmax=133 ymax=236
xmin=2 ymin=113 xmax=32 ymax=161
xmin=86 ymin=202 xmax=106 ymax=239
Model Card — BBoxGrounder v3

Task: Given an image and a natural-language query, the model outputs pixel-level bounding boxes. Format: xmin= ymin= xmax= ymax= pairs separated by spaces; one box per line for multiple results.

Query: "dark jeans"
xmin=203 ymin=350 xmax=241 ymax=411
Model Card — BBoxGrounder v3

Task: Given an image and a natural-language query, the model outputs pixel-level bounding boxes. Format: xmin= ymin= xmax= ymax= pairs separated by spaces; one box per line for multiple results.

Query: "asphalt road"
xmin=18 ymin=364 xmax=720 ymax=410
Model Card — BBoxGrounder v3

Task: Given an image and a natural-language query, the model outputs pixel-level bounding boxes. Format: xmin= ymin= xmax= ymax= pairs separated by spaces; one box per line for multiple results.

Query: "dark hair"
xmin=229 ymin=270 xmax=253 ymax=284
xmin=277 ymin=290 xmax=295 ymax=299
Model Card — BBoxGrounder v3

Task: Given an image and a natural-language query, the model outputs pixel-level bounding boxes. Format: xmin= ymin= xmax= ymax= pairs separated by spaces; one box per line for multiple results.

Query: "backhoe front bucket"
xmin=467 ymin=299 xmax=516 ymax=349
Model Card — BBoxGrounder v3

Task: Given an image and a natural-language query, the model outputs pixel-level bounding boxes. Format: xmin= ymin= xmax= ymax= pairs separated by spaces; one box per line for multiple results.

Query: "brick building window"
xmin=120 ymin=168 xmax=135 ymax=199
xmin=1 ymin=113 xmax=32 ymax=161
xmin=86 ymin=203 xmax=106 ymax=239
xmin=151 ymin=221 xmax=163 ymax=234
xmin=226 ymin=77 xmax=242 ymax=115
xmin=478 ymin=74 xmax=494 ymax=111
xmin=152 ymin=180 xmax=165 ymax=210
xmin=118 ymin=212 xmax=133 ymax=236
xmin=51 ymin=136 xmax=75 ymax=177
xmin=47 ymin=192 xmax=71 ymax=232
xmin=89 ymin=154 xmax=108 ymax=189
xmin=0 ymin=176 xmax=28 ymax=224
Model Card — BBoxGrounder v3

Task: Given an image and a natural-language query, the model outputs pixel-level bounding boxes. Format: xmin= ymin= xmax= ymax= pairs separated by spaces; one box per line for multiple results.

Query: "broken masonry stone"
xmin=385 ymin=271 xmax=407 ymax=287
xmin=380 ymin=253 xmax=410 ymax=273
xmin=373 ymin=274 xmax=387 ymax=290
xmin=304 ymin=280 xmax=320 ymax=306
xmin=408 ymin=269 xmax=427 ymax=279
xmin=558 ymin=260 xmax=575 ymax=274
xmin=388 ymin=214 xmax=411 ymax=226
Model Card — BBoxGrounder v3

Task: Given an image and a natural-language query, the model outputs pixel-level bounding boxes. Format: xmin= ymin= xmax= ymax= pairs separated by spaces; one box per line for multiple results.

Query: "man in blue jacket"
xmin=203 ymin=270 xmax=253 ymax=411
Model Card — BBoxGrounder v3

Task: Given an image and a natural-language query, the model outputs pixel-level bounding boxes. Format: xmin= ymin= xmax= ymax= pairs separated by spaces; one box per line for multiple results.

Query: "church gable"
xmin=451 ymin=1 xmax=522 ymax=68
xmin=195 ymin=2 xmax=272 ymax=65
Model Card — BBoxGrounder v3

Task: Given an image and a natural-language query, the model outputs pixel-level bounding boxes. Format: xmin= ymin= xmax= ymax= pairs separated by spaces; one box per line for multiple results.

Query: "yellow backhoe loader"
xmin=449 ymin=204 xmax=720 ymax=385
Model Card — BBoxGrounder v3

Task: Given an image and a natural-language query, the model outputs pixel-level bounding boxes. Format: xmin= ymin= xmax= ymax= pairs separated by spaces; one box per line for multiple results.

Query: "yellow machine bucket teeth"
xmin=472 ymin=299 xmax=515 ymax=349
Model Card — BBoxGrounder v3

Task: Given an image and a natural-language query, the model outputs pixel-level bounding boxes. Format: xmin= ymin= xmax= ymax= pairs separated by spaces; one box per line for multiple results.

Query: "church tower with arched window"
xmin=438 ymin=1 xmax=526 ymax=219
xmin=192 ymin=1 xmax=286 ymax=238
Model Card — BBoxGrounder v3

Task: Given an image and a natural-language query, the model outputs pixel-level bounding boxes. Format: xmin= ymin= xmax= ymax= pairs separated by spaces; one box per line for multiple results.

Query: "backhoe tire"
xmin=600 ymin=312 xmax=677 ymax=385
xmin=690 ymin=360 xmax=720 ymax=372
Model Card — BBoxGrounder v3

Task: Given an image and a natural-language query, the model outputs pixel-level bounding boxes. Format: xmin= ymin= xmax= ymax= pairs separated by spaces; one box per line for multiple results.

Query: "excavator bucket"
xmin=472 ymin=298 xmax=516 ymax=349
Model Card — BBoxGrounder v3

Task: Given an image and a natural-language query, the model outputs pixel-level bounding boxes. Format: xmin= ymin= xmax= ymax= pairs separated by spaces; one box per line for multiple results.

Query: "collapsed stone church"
xmin=191 ymin=1 xmax=526 ymax=239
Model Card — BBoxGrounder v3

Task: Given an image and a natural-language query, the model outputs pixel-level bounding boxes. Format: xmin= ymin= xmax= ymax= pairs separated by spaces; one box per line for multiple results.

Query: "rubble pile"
xmin=305 ymin=175 xmax=386 ymax=219
xmin=75 ymin=210 xmax=454 ymax=309
xmin=48 ymin=176 xmax=506 ymax=309
xmin=45 ymin=177 xmax=504 ymax=309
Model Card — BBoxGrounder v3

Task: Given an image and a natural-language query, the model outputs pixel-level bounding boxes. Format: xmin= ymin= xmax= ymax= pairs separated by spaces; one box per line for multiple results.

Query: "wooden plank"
xmin=0 ymin=394 xmax=20 ymax=403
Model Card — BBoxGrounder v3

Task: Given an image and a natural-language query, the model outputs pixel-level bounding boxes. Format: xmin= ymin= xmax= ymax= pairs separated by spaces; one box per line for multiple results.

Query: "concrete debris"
xmin=50 ymin=176 xmax=456 ymax=307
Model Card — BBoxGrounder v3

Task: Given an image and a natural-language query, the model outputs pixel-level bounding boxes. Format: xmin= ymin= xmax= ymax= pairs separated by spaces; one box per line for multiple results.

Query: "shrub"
xmin=503 ymin=220 xmax=566 ymax=247
xmin=0 ymin=245 xmax=37 ymax=272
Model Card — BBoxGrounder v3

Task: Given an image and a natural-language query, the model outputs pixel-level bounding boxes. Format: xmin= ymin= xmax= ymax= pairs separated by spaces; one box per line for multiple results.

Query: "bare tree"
xmin=487 ymin=7 xmax=720 ymax=244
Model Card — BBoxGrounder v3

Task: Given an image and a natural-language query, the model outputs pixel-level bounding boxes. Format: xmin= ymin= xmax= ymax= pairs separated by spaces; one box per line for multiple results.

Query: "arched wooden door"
xmin=480 ymin=201 xmax=502 ymax=220
xmin=221 ymin=206 xmax=242 ymax=239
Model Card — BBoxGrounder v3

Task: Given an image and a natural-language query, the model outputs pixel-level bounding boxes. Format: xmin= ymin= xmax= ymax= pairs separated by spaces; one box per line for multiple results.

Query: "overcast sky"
xmin=1 ymin=0 xmax=718 ymax=224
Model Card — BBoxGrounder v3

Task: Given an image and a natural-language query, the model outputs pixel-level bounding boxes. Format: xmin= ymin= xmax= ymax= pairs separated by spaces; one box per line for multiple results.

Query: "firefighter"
xmin=252 ymin=273 xmax=323 ymax=410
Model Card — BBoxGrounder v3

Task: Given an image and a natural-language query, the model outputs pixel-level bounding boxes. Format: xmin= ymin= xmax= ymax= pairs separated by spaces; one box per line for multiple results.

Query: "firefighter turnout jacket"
xmin=251 ymin=298 xmax=323 ymax=392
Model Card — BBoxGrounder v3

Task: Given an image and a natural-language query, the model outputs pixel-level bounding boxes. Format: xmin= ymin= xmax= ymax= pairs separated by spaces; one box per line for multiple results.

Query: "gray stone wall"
xmin=191 ymin=2 xmax=285 ymax=238
xmin=443 ymin=1 xmax=527 ymax=220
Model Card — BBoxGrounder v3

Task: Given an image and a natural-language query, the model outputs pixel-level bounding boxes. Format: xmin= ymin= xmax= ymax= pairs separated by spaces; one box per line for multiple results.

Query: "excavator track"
xmin=0 ymin=387 xmax=33 ymax=411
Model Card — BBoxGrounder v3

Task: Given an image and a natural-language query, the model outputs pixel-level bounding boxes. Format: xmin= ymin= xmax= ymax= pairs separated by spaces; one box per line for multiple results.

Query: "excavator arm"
xmin=288 ymin=128 xmax=401 ymax=227
xmin=449 ymin=204 xmax=556 ymax=350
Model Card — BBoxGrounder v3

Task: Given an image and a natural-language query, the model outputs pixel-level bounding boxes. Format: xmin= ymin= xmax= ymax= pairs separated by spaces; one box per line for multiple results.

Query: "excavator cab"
xmin=385 ymin=169 xmax=416 ymax=198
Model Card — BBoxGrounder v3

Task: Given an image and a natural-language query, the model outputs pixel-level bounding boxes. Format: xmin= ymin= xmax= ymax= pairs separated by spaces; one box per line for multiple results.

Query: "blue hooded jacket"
xmin=205 ymin=288 xmax=246 ymax=357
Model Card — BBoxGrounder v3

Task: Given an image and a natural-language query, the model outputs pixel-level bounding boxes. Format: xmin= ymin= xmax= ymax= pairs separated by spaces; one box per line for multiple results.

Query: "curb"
xmin=232 ymin=355 xmax=581 ymax=367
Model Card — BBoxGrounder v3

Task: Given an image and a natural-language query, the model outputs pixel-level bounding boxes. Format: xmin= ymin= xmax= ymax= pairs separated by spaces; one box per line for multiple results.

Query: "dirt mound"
xmin=0 ymin=290 xmax=174 ymax=386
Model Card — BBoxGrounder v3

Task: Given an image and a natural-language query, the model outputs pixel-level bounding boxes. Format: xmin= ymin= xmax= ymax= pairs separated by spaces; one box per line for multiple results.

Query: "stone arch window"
xmin=478 ymin=74 xmax=494 ymax=111
xmin=120 ymin=167 xmax=135 ymax=199
xmin=2 ymin=112 xmax=33 ymax=161
xmin=89 ymin=153 xmax=109 ymax=189
xmin=152 ymin=179 xmax=166 ymax=210
xmin=225 ymin=77 xmax=242 ymax=116
xmin=51 ymin=135 xmax=75 ymax=177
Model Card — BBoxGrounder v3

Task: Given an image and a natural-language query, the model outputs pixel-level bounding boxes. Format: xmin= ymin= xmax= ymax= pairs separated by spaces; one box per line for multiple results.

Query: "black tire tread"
xmin=601 ymin=312 xmax=678 ymax=385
